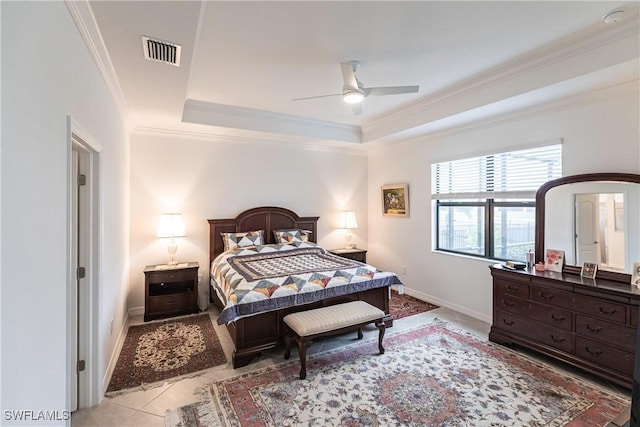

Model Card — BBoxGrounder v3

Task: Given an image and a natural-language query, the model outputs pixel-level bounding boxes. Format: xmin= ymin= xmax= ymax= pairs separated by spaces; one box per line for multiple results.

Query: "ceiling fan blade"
xmin=292 ymin=93 xmax=342 ymax=101
xmin=352 ymin=103 xmax=362 ymax=115
xmin=340 ymin=62 xmax=359 ymax=89
xmin=365 ymin=85 xmax=419 ymax=96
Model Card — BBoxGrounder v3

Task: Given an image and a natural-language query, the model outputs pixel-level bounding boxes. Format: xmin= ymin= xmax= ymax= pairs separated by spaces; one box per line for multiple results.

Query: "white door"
xmin=71 ymin=139 xmax=90 ymax=410
xmin=70 ymin=149 xmax=79 ymax=411
xmin=575 ymin=194 xmax=600 ymax=265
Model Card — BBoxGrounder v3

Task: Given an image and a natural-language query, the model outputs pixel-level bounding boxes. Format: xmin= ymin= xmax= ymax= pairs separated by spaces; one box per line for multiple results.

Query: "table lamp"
xmin=157 ymin=213 xmax=186 ymax=265
xmin=339 ymin=211 xmax=358 ymax=249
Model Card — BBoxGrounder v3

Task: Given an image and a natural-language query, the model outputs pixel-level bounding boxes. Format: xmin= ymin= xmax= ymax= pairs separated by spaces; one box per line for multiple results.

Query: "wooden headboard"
xmin=208 ymin=206 xmax=320 ymax=265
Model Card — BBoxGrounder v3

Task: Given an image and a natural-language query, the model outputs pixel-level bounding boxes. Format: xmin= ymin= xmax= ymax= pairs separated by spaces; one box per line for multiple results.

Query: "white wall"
xmin=1 ymin=2 xmax=129 ymax=423
xmin=129 ymin=132 xmax=368 ymax=311
xmin=367 ymin=81 xmax=640 ymax=323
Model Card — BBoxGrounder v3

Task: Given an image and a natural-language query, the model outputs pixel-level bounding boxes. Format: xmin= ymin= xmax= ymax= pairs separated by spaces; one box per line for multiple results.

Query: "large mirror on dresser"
xmin=535 ymin=172 xmax=640 ymax=283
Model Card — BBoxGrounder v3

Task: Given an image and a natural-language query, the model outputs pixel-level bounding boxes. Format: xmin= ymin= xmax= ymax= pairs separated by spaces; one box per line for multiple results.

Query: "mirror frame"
xmin=535 ymin=172 xmax=640 ymax=283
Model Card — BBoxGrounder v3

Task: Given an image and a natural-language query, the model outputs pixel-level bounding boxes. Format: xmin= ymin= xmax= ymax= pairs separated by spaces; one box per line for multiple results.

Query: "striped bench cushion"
xmin=283 ymin=300 xmax=384 ymax=337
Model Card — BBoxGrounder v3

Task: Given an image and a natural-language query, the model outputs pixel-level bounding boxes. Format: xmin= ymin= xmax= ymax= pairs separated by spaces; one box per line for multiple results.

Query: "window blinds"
xmin=431 ymin=143 xmax=562 ymax=200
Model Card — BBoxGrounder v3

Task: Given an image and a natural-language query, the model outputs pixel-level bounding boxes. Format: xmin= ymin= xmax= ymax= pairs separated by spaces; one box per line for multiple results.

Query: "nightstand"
xmin=329 ymin=248 xmax=367 ymax=263
xmin=144 ymin=262 xmax=199 ymax=321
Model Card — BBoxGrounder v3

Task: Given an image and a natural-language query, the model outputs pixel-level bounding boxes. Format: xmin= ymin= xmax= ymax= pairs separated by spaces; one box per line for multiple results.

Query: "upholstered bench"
xmin=283 ymin=300 xmax=386 ymax=379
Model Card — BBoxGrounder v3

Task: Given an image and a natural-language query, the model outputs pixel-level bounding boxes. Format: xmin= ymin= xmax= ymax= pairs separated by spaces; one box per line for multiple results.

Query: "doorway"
xmin=68 ymin=119 xmax=102 ymax=410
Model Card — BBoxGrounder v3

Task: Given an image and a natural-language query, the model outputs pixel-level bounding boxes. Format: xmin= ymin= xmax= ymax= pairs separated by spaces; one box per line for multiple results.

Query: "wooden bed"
xmin=208 ymin=206 xmax=392 ymax=368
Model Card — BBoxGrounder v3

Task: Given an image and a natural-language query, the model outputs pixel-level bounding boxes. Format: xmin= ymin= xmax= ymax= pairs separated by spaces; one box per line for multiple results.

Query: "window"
xmin=432 ymin=143 xmax=562 ymax=261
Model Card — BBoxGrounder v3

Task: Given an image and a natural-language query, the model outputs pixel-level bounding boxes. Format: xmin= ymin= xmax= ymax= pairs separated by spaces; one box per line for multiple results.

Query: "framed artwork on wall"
xmin=381 ymin=184 xmax=409 ymax=217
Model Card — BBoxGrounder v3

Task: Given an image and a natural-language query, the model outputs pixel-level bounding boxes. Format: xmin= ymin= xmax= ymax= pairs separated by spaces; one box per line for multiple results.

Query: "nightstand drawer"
xmin=145 ymin=268 xmax=196 ymax=284
xmin=148 ymin=294 xmax=195 ymax=314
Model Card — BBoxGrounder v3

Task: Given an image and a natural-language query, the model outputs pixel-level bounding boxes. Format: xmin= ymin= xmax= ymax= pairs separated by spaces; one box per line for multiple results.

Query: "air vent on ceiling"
xmin=142 ymin=36 xmax=181 ymax=66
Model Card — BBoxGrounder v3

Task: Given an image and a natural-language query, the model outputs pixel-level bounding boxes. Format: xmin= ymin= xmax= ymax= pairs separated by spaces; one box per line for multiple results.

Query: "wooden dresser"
xmin=489 ymin=264 xmax=640 ymax=389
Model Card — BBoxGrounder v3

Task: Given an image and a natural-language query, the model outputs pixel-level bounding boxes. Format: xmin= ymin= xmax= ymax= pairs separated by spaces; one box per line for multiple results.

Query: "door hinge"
xmin=77 ymin=174 xmax=86 ymax=186
xmin=77 ymin=267 xmax=86 ymax=279
xmin=77 ymin=360 xmax=86 ymax=372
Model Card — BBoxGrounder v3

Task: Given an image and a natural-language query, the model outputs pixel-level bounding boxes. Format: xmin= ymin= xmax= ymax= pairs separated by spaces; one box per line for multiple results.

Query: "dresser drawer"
xmin=495 ymin=279 xmax=529 ymax=300
xmin=526 ymin=300 xmax=572 ymax=331
xmin=574 ymin=336 xmax=634 ymax=376
xmin=148 ymin=293 xmax=195 ymax=314
xmin=573 ymin=294 xmax=626 ymax=324
xmin=497 ymin=296 xmax=572 ymax=331
xmin=574 ymin=314 xmax=636 ymax=351
xmin=530 ymin=285 xmax=574 ymax=310
xmin=495 ymin=311 xmax=572 ymax=353
xmin=631 ymin=305 xmax=639 ymax=327
xmin=495 ymin=295 xmax=529 ymax=316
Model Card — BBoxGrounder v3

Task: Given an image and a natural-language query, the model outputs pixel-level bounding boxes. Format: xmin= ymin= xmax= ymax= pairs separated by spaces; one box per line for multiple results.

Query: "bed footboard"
xmin=212 ymin=284 xmax=392 ymax=368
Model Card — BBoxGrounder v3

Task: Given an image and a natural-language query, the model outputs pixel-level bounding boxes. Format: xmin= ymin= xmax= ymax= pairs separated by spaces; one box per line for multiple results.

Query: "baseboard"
xmin=102 ymin=311 xmax=131 ymax=396
xmin=401 ymin=288 xmax=492 ymax=325
xmin=128 ymin=305 xmax=144 ymax=317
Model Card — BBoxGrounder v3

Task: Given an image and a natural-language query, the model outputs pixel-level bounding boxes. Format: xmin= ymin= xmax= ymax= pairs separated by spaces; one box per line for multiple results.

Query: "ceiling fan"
xmin=293 ymin=61 xmax=419 ymax=114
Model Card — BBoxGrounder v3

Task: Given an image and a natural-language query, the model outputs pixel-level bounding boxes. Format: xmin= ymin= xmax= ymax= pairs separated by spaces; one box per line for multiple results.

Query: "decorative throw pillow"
xmin=273 ymin=229 xmax=312 ymax=243
xmin=221 ymin=230 xmax=264 ymax=251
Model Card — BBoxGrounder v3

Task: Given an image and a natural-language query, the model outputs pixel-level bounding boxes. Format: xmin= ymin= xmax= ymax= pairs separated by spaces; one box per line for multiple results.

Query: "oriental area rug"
xmin=389 ymin=290 xmax=438 ymax=319
xmin=106 ymin=313 xmax=226 ymax=395
xmin=166 ymin=320 xmax=629 ymax=427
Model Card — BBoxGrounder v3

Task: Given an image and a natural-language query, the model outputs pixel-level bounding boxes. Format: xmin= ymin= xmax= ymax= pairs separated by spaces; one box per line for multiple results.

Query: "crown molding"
xmin=132 ymin=125 xmax=367 ymax=156
xmin=368 ymin=78 xmax=638 ymax=155
xmin=363 ymin=15 xmax=640 ymax=143
xmin=182 ymin=99 xmax=362 ymax=144
xmin=65 ymin=0 xmax=131 ymax=130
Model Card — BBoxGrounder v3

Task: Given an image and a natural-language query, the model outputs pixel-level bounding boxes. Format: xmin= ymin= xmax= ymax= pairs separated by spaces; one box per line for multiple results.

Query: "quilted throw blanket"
xmin=211 ymin=242 xmax=403 ymax=324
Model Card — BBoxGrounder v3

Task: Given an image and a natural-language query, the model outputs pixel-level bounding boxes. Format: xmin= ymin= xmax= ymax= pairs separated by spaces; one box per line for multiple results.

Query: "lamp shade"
xmin=156 ymin=213 xmax=186 ymax=238
xmin=339 ymin=211 xmax=358 ymax=229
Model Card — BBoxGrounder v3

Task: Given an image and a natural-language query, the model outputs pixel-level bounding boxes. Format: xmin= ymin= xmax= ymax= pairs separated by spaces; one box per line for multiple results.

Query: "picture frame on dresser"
xmin=633 ymin=262 xmax=640 ymax=287
xmin=544 ymin=249 xmax=564 ymax=272
xmin=580 ymin=262 xmax=598 ymax=279
xmin=381 ymin=183 xmax=409 ymax=217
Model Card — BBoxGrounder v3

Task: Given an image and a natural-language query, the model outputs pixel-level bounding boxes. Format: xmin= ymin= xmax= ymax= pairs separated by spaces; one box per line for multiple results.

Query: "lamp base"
xmin=345 ymin=244 xmax=357 ymax=249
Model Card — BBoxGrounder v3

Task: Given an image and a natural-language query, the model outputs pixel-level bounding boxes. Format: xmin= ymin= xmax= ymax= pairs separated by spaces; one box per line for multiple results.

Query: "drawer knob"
xmin=585 ymin=324 xmax=602 ymax=334
xmin=538 ymin=292 xmax=554 ymax=300
xmin=550 ymin=335 xmax=565 ymax=343
xmin=599 ymin=307 xmax=617 ymax=316
xmin=502 ymin=319 xmax=515 ymax=326
xmin=551 ymin=314 xmax=566 ymax=322
xmin=502 ymin=300 xmax=515 ymax=308
xmin=506 ymin=285 xmax=519 ymax=292
xmin=584 ymin=346 xmax=603 ymax=356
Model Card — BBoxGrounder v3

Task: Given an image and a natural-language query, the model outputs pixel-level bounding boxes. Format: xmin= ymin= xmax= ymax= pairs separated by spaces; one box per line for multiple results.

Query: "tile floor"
xmin=71 ymin=303 xmax=630 ymax=427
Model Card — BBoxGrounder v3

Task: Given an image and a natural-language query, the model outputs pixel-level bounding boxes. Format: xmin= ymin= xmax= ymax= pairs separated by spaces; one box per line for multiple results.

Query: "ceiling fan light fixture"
xmin=343 ymin=90 xmax=364 ymax=104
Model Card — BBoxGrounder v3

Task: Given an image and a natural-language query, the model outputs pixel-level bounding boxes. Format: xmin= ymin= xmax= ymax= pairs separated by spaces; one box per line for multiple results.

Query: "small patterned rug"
xmin=166 ymin=319 xmax=629 ymax=427
xmin=389 ymin=290 xmax=438 ymax=319
xmin=106 ymin=313 xmax=226 ymax=395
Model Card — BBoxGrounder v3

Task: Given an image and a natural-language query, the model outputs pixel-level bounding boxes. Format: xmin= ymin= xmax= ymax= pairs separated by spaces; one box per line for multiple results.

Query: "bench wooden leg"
xmin=376 ymin=320 xmax=386 ymax=354
xmin=283 ymin=331 xmax=291 ymax=360
xmin=357 ymin=327 xmax=363 ymax=340
xmin=297 ymin=337 xmax=311 ymax=379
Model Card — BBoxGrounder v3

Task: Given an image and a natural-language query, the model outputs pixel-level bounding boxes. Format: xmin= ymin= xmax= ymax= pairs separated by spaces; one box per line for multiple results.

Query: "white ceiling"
xmin=87 ymin=1 xmax=640 ymax=148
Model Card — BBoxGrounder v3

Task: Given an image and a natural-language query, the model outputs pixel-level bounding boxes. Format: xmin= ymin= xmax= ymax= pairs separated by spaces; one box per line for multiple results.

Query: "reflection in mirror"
xmin=544 ymin=181 xmax=640 ymax=274
xmin=575 ymin=193 xmax=625 ymax=272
